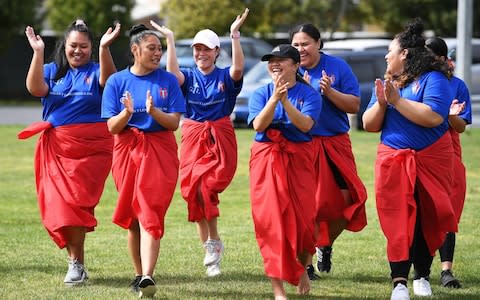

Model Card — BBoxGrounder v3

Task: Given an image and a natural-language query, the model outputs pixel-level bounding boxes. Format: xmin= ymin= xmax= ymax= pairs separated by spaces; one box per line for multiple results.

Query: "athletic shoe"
xmin=64 ymin=259 xmax=88 ymax=286
xmin=440 ymin=269 xmax=461 ymax=288
xmin=413 ymin=277 xmax=432 ymax=296
xmin=129 ymin=275 xmax=142 ymax=294
xmin=390 ymin=283 xmax=410 ymax=300
xmin=203 ymin=239 xmax=224 ymax=266
xmin=316 ymin=246 xmax=332 ymax=273
xmin=206 ymin=263 xmax=221 ymax=277
xmin=306 ymin=264 xmax=320 ymax=280
xmin=138 ymin=275 xmax=157 ymax=298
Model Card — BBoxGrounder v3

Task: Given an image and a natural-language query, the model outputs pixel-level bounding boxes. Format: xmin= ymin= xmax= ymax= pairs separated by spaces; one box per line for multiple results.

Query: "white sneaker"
xmin=206 ymin=263 xmax=221 ymax=277
xmin=390 ymin=283 xmax=410 ymax=300
xmin=64 ymin=259 xmax=88 ymax=286
xmin=203 ymin=239 xmax=224 ymax=266
xmin=413 ymin=277 xmax=432 ymax=296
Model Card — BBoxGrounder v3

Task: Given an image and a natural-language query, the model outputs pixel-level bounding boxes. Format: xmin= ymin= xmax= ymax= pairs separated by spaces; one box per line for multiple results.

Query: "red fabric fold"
xmin=449 ymin=128 xmax=466 ymax=223
xmin=312 ymin=134 xmax=368 ymax=246
xmin=33 ymin=123 xmax=113 ymax=248
xmin=249 ymin=130 xmax=316 ymax=286
xmin=17 ymin=121 xmax=53 ymax=139
xmin=179 ymin=117 xmax=237 ymax=222
xmin=111 ymin=128 xmax=179 ymax=240
xmin=375 ymin=132 xmax=457 ymax=262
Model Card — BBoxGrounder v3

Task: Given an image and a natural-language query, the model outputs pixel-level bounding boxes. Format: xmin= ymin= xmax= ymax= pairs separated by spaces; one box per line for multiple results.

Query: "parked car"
xmin=160 ymin=36 xmax=273 ymax=72
xmin=231 ymin=49 xmax=388 ymax=130
xmin=322 ymin=38 xmax=391 ymax=52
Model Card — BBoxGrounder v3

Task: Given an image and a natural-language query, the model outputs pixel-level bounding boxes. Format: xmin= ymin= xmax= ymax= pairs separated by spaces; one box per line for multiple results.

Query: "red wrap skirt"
xmin=179 ymin=117 xmax=237 ymax=222
xmin=312 ymin=134 xmax=368 ymax=246
xmin=249 ymin=130 xmax=316 ymax=285
xmin=111 ymin=128 xmax=178 ymax=240
xmin=375 ymin=132 xmax=457 ymax=261
xmin=18 ymin=122 xmax=113 ymax=248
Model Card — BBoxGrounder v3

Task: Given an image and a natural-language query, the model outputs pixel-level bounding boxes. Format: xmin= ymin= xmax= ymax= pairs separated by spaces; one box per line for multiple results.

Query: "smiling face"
xmin=291 ymin=32 xmax=321 ymax=69
xmin=132 ymin=34 xmax=163 ymax=72
xmin=385 ymin=38 xmax=407 ymax=77
xmin=193 ymin=43 xmax=219 ymax=73
xmin=267 ymin=57 xmax=298 ymax=82
xmin=65 ymin=31 xmax=92 ymax=68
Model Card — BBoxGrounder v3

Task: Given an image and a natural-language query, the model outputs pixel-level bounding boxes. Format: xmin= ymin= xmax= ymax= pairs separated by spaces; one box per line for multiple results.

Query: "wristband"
xmin=230 ymin=31 xmax=240 ymax=39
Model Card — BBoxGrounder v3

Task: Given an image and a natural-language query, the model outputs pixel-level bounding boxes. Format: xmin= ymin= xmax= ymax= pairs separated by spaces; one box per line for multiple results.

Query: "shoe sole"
xmin=64 ymin=273 xmax=88 ymax=287
xmin=139 ymin=285 xmax=157 ymax=298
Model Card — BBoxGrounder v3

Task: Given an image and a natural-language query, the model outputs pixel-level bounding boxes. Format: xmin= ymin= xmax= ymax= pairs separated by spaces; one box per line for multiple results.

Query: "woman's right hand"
xmin=121 ymin=91 xmax=135 ymax=114
xmin=374 ymin=79 xmax=388 ymax=107
xmin=25 ymin=26 xmax=44 ymax=52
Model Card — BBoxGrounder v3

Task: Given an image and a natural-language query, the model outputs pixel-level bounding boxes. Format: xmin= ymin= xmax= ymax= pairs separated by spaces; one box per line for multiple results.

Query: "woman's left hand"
xmin=146 ymin=90 xmax=155 ymax=114
xmin=100 ymin=23 xmax=121 ymax=48
xmin=449 ymin=99 xmax=465 ymax=116
xmin=384 ymin=80 xmax=400 ymax=106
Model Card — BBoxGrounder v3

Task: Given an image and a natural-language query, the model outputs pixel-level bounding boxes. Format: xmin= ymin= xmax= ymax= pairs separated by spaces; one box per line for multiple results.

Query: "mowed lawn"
xmin=0 ymin=125 xmax=479 ymax=299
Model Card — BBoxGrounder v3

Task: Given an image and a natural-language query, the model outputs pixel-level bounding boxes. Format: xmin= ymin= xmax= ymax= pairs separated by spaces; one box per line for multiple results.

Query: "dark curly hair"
xmin=390 ymin=18 xmax=448 ymax=87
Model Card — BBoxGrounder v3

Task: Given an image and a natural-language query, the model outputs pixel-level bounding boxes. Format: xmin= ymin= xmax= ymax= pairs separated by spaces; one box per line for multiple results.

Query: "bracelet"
xmin=230 ymin=31 xmax=240 ymax=39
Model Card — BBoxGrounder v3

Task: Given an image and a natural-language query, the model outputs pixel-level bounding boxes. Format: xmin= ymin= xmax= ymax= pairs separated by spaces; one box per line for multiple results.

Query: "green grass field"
xmin=0 ymin=126 xmax=479 ymax=299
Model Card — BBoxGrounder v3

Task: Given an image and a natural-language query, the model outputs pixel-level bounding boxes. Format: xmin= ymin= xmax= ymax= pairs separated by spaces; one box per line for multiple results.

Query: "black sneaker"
xmin=316 ymin=246 xmax=332 ymax=273
xmin=129 ymin=275 xmax=142 ymax=294
xmin=441 ymin=269 xmax=461 ymax=288
xmin=306 ymin=264 xmax=320 ymax=280
xmin=138 ymin=275 xmax=157 ymax=298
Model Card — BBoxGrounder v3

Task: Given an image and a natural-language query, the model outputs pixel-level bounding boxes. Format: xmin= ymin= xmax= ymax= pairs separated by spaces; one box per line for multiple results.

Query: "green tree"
xmin=163 ymin=0 xmax=362 ymax=39
xmin=163 ymin=0 xmax=247 ymax=38
xmin=46 ymin=0 xmax=134 ymax=35
xmin=358 ymin=0 xmax=480 ymax=37
xmin=0 ymin=0 xmax=43 ymax=51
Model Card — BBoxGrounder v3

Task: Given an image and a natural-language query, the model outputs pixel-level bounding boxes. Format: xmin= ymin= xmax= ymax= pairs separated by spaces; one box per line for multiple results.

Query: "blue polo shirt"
xmin=180 ymin=66 xmax=242 ymax=121
xmin=299 ymin=53 xmax=360 ymax=136
xmin=248 ymin=81 xmax=322 ymax=142
xmin=42 ymin=62 xmax=104 ymax=126
xmin=102 ymin=67 xmax=185 ymax=132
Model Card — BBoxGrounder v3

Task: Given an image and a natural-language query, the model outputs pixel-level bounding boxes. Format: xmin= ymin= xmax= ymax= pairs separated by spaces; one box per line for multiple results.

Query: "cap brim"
xmin=261 ymin=53 xmax=293 ymax=61
xmin=191 ymin=41 xmax=217 ymax=49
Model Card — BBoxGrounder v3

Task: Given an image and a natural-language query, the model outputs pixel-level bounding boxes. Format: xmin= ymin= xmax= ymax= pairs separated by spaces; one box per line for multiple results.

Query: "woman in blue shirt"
xmin=151 ymin=8 xmax=248 ymax=277
xmin=102 ymin=24 xmax=185 ymax=298
xmin=21 ymin=19 xmax=120 ymax=286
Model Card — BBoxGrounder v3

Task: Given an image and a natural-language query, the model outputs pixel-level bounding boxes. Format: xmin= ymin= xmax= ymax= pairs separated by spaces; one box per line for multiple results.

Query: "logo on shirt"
xmin=412 ymin=81 xmax=420 ymax=95
xmin=84 ymin=75 xmax=92 ymax=85
xmin=189 ymin=82 xmax=200 ymax=94
xmin=218 ymin=81 xmax=225 ymax=92
xmin=297 ymin=98 xmax=304 ymax=110
xmin=159 ymin=88 xmax=168 ymax=99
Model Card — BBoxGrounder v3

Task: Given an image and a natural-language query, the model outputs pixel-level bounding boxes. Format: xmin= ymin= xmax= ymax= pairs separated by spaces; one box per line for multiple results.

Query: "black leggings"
xmin=389 ymin=194 xmax=433 ymax=280
xmin=439 ymin=232 xmax=456 ymax=262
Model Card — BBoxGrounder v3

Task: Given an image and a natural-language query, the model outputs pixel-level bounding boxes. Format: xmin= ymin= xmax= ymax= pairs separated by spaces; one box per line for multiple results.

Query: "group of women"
xmin=20 ymin=8 xmax=470 ymax=300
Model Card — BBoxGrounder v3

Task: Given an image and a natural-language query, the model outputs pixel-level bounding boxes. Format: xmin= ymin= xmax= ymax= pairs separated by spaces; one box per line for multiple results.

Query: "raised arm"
xmin=99 ymin=23 xmax=121 ymax=87
xmin=229 ymin=8 xmax=249 ymax=81
xmin=150 ymin=21 xmax=185 ymax=86
xmin=25 ymin=26 xmax=49 ymax=97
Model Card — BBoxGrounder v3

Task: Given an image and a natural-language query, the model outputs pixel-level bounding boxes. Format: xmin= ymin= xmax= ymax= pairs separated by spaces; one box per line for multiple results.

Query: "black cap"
xmin=261 ymin=44 xmax=300 ymax=63
xmin=425 ymin=37 xmax=448 ymax=58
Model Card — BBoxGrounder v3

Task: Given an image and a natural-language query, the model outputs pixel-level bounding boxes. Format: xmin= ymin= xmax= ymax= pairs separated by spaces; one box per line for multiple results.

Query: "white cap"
xmin=191 ymin=29 xmax=220 ymax=49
